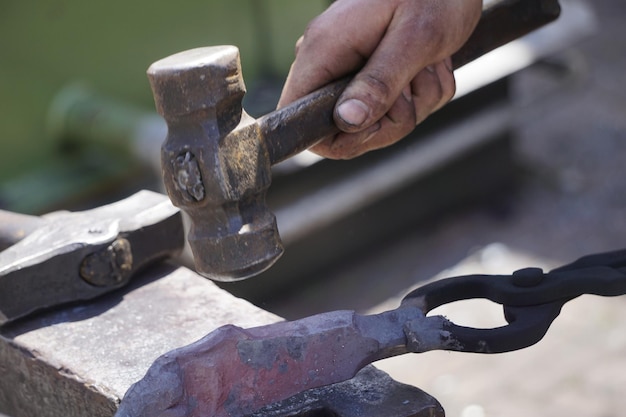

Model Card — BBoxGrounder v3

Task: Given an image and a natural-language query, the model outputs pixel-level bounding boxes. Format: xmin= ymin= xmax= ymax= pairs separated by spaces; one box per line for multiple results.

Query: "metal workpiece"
xmin=0 ymin=190 xmax=183 ymax=325
xmin=116 ymin=307 xmax=436 ymax=417
xmin=248 ymin=366 xmax=444 ymax=417
xmin=147 ymin=0 xmax=561 ymax=282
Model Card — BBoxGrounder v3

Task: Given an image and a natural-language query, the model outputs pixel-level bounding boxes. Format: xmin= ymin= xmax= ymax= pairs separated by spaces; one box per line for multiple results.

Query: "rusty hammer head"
xmin=147 ymin=46 xmax=283 ymax=282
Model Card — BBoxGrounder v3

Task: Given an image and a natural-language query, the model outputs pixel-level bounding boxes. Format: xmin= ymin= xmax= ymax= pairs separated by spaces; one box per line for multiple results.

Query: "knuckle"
xmin=294 ymin=16 xmax=329 ymax=58
xmin=418 ymin=18 xmax=443 ymax=45
xmin=294 ymin=36 xmax=304 ymax=55
xmin=302 ymin=15 xmax=331 ymax=46
xmin=410 ymin=14 xmax=445 ymax=49
xmin=399 ymin=5 xmax=449 ymax=59
xmin=357 ymin=71 xmax=394 ymax=113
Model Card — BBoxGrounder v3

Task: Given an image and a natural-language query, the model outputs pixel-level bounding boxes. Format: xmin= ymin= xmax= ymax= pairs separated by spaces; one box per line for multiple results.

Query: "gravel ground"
xmin=272 ymin=0 xmax=626 ymax=416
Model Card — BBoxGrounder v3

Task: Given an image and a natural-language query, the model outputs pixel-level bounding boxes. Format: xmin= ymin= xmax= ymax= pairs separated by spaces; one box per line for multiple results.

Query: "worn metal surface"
xmin=248 ymin=366 xmax=444 ymax=417
xmin=148 ymin=46 xmax=282 ymax=283
xmin=147 ymin=0 xmax=561 ymax=283
xmin=0 ymin=190 xmax=183 ymax=325
xmin=116 ymin=307 xmax=430 ymax=417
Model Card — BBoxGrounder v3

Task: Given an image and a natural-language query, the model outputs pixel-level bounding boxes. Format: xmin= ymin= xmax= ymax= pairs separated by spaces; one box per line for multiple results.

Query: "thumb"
xmin=334 ymin=65 xmax=407 ymax=132
xmin=334 ymin=12 xmax=449 ymax=132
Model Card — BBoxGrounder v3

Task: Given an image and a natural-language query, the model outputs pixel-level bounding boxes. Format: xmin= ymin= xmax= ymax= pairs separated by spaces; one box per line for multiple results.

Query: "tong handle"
xmin=401 ymin=249 xmax=626 ymax=354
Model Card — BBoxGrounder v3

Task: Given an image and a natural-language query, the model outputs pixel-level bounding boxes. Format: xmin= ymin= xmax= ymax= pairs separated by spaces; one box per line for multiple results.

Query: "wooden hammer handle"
xmin=260 ymin=0 xmax=561 ymax=164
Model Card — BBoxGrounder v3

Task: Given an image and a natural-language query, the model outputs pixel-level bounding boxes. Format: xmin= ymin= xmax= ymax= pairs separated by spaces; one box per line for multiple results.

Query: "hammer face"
xmin=147 ymin=46 xmax=244 ymax=119
xmin=189 ymin=209 xmax=283 ymax=281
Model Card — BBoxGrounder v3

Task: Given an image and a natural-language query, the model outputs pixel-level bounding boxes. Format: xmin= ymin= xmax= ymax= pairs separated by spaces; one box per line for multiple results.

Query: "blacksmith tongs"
xmin=118 ymin=248 xmax=626 ymax=417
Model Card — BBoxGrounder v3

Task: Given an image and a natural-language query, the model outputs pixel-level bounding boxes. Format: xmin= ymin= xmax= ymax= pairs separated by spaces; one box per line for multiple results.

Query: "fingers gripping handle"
xmin=261 ymin=0 xmax=562 ymax=163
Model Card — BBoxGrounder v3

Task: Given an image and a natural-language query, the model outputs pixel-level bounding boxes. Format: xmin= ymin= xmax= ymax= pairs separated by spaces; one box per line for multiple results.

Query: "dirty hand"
xmin=278 ymin=0 xmax=482 ymax=159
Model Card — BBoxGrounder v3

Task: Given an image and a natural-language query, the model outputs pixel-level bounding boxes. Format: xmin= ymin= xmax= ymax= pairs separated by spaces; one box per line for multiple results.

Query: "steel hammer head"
xmin=147 ymin=46 xmax=283 ymax=282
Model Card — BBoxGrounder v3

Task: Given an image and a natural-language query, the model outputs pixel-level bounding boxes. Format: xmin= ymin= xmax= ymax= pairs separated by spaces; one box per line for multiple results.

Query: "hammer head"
xmin=147 ymin=46 xmax=283 ymax=281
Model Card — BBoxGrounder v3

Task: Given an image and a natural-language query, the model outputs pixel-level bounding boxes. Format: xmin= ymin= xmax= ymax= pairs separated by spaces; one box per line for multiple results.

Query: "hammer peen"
xmin=147 ymin=0 xmax=561 ymax=282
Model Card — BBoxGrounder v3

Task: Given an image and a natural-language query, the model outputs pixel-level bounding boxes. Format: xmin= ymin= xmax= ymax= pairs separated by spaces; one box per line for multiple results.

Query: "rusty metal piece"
xmin=147 ymin=0 xmax=561 ymax=282
xmin=0 ymin=190 xmax=184 ymax=325
xmin=115 ymin=300 xmax=487 ymax=416
xmin=116 ymin=307 xmax=433 ymax=417
xmin=248 ymin=366 xmax=444 ymax=417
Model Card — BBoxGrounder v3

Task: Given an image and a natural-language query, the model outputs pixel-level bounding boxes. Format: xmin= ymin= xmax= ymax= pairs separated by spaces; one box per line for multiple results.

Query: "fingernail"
xmin=336 ymin=99 xmax=369 ymax=127
xmin=425 ymin=65 xmax=436 ymax=73
xmin=402 ymin=85 xmax=412 ymax=102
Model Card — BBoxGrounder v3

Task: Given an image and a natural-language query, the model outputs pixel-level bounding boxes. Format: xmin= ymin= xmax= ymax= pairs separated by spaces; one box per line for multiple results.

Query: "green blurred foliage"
xmin=0 ymin=0 xmax=326 ymax=179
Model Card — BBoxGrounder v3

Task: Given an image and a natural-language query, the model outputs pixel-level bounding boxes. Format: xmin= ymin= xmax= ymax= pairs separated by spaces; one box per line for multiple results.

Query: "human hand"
xmin=278 ymin=0 xmax=482 ymax=159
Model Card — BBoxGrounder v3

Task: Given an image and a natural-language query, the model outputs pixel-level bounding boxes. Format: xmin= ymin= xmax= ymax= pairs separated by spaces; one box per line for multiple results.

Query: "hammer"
xmin=147 ymin=0 xmax=561 ymax=282
xmin=0 ymin=190 xmax=183 ymax=325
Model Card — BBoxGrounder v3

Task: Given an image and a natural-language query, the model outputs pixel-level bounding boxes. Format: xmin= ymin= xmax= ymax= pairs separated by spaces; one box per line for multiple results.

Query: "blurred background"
xmin=1 ymin=0 xmax=625 ymax=416
xmin=0 ymin=0 xmax=328 ymax=212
